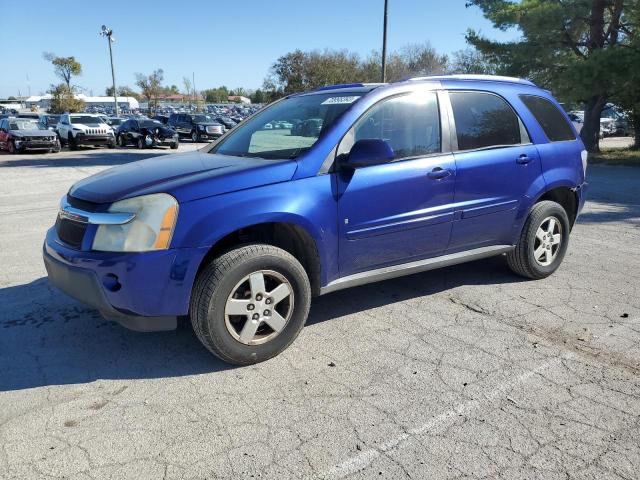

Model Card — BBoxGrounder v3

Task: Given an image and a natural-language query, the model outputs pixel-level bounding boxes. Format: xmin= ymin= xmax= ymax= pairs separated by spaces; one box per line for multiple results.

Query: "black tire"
xmin=8 ymin=140 xmax=16 ymax=154
xmin=137 ymin=137 xmax=144 ymax=149
xmin=68 ymin=134 xmax=78 ymax=151
xmin=170 ymin=142 xmax=178 ymax=150
xmin=507 ymin=200 xmax=570 ymax=280
xmin=117 ymin=135 xmax=125 ymax=147
xmin=107 ymin=139 xmax=116 ymax=149
xmin=191 ymin=130 xmax=200 ymax=143
xmin=190 ymin=244 xmax=311 ymax=365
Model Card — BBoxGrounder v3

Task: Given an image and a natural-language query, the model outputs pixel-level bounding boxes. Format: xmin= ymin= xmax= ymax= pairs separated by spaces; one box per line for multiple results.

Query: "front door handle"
xmin=427 ymin=167 xmax=452 ymax=179
xmin=516 ymin=154 xmax=532 ymax=164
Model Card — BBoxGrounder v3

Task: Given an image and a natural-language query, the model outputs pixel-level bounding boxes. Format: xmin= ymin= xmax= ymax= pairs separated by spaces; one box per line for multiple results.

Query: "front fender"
xmin=172 ymin=174 xmax=339 ymax=286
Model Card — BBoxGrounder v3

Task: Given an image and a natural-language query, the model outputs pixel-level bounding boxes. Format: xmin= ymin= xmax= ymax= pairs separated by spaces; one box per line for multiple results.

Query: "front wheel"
xmin=136 ymin=137 xmax=144 ymax=149
xmin=507 ymin=200 xmax=570 ymax=279
xmin=190 ymin=244 xmax=311 ymax=365
xmin=8 ymin=140 xmax=16 ymax=154
xmin=191 ymin=130 xmax=200 ymax=143
xmin=170 ymin=142 xmax=178 ymax=150
xmin=117 ymin=135 xmax=126 ymax=148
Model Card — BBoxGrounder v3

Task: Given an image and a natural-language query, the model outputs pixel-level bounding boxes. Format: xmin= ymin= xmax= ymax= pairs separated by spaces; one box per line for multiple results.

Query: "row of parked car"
xmin=0 ymin=108 xmax=263 ymax=154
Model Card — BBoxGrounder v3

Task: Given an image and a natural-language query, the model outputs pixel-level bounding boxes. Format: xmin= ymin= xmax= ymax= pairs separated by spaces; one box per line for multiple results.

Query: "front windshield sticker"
xmin=321 ymin=96 xmax=360 ymax=105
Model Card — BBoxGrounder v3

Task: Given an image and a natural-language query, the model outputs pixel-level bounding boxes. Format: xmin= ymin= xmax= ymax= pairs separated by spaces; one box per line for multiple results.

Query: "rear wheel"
xmin=507 ymin=200 xmax=570 ymax=279
xmin=190 ymin=244 xmax=311 ymax=365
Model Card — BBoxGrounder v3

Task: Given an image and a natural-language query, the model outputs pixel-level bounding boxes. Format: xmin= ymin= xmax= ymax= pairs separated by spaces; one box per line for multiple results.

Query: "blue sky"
xmin=0 ymin=0 xmax=519 ymax=98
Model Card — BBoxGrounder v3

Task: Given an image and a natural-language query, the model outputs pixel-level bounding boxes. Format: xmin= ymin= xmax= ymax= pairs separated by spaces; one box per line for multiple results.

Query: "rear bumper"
xmin=43 ymin=228 xmax=209 ymax=331
xmin=575 ymin=181 xmax=588 ymax=219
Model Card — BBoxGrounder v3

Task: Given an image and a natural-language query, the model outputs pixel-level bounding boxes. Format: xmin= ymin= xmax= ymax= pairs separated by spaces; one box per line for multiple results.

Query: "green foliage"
xmin=48 ymin=84 xmax=85 ymax=114
xmin=263 ymin=43 xmax=448 ymax=97
xmin=202 ymin=86 xmax=230 ymax=103
xmin=466 ymin=0 xmax=639 ymax=152
xmin=105 ymin=85 xmax=140 ymax=99
xmin=43 ymin=53 xmax=82 ymax=90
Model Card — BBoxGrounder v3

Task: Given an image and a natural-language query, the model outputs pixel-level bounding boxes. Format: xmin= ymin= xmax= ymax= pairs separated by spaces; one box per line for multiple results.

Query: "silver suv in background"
xmin=57 ymin=113 xmax=116 ymax=150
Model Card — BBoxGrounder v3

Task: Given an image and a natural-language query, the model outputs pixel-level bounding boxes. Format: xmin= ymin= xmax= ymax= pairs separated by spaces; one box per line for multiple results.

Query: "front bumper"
xmin=76 ymin=134 xmax=114 ymax=145
xmin=15 ymin=139 xmax=59 ymax=151
xmin=43 ymin=228 xmax=209 ymax=331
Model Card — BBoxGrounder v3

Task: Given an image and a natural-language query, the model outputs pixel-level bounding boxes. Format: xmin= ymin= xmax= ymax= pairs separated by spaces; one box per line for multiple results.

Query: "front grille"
xmin=55 ymin=216 xmax=87 ymax=249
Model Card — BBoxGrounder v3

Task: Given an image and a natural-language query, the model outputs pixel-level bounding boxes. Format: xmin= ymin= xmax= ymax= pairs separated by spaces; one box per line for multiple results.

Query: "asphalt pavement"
xmin=0 ymin=142 xmax=638 ymax=479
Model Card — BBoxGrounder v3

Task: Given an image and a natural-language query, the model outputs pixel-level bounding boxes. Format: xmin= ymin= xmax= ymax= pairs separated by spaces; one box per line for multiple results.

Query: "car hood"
xmin=69 ymin=150 xmax=298 ymax=204
xmin=11 ymin=130 xmax=53 ymax=137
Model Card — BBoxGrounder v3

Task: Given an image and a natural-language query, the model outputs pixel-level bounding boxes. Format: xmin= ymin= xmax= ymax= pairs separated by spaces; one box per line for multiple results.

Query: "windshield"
xmin=10 ymin=120 xmax=47 ymax=131
xmin=70 ymin=115 xmax=103 ymax=125
xmin=46 ymin=115 xmax=60 ymax=125
xmin=212 ymin=93 xmax=361 ymax=159
xmin=109 ymin=118 xmax=123 ymax=126
xmin=193 ymin=115 xmax=213 ymax=123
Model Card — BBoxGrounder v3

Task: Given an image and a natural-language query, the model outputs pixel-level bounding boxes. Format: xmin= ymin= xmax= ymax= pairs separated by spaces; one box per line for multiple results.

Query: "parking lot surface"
xmin=0 ymin=145 xmax=639 ymax=479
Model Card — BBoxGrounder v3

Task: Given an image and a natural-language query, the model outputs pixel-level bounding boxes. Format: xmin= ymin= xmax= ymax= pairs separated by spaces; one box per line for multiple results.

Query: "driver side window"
xmin=338 ymin=91 xmax=441 ymax=161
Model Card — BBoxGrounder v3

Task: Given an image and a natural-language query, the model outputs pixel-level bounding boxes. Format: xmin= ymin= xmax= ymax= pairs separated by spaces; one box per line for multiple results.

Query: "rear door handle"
xmin=427 ymin=167 xmax=452 ymax=179
xmin=516 ymin=154 xmax=532 ymax=164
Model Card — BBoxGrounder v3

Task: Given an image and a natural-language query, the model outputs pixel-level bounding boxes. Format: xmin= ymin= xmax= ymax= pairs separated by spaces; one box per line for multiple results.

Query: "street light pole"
xmin=100 ymin=25 xmax=119 ymax=117
xmin=381 ymin=0 xmax=388 ymax=83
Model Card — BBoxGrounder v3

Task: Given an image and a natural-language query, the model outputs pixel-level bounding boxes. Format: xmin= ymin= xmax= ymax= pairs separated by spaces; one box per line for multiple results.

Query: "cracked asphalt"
xmin=0 ymin=144 xmax=639 ymax=479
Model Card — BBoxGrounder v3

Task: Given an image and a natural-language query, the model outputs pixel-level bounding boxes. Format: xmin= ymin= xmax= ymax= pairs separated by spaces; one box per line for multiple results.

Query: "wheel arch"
xmin=533 ymin=183 xmax=579 ymax=229
xmin=194 ymin=220 xmax=322 ymax=296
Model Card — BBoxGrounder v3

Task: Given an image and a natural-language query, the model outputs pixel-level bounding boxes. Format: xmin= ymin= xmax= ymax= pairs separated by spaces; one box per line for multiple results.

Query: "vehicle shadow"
xmin=0 ymin=256 xmax=524 ymax=392
xmin=0 ymin=147 xmax=183 ymax=168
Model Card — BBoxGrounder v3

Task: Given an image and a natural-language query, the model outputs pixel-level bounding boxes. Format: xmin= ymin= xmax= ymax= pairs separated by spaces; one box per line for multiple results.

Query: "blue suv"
xmin=44 ymin=75 xmax=588 ymax=364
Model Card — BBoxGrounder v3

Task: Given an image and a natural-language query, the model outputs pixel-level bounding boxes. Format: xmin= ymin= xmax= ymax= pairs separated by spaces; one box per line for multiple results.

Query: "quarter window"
xmin=519 ymin=95 xmax=576 ymax=142
xmin=449 ymin=91 xmax=521 ymax=151
xmin=339 ymin=91 xmax=441 ymax=160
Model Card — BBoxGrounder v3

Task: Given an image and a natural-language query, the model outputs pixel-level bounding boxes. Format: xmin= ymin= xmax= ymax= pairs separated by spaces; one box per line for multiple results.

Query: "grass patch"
xmin=590 ymin=148 xmax=640 ymax=166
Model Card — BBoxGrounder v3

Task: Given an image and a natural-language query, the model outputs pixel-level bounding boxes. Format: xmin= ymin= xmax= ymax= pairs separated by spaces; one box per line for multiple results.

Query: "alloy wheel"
xmin=224 ymin=270 xmax=294 ymax=346
xmin=533 ymin=216 xmax=562 ymax=266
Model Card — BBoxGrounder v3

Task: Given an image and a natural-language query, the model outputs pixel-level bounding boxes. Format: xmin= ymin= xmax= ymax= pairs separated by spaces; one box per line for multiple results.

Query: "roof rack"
xmin=314 ymin=83 xmax=385 ymax=92
xmin=404 ymin=74 xmax=536 ymax=87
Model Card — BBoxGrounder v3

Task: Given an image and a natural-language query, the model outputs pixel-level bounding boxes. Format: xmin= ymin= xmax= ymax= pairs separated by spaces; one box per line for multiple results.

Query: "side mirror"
xmin=342 ymin=139 xmax=394 ymax=169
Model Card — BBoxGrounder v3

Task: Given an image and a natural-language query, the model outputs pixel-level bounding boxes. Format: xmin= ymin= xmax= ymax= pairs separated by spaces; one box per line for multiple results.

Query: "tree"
xmin=250 ymin=89 xmax=266 ymax=104
xmin=135 ymin=69 xmax=164 ymax=113
xmin=466 ymin=0 xmax=637 ymax=153
xmin=202 ymin=86 xmax=230 ymax=103
xmin=182 ymin=77 xmax=193 ymax=103
xmin=105 ymin=85 xmax=140 ymax=99
xmin=448 ymin=48 xmax=496 ymax=74
xmin=48 ymin=84 xmax=84 ymax=114
xmin=43 ymin=53 xmax=82 ymax=91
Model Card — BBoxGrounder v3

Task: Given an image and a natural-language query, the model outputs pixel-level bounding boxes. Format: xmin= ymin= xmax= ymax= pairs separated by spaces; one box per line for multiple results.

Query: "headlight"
xmin=198 ymin=125 xmax=205 ymax=130
xmin=92 ymin=193 xmax=178 ymax=252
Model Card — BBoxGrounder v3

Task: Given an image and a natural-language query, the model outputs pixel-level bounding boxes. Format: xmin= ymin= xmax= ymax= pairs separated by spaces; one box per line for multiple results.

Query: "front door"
xmin=336 ymin=90 xmax=456 ymax=276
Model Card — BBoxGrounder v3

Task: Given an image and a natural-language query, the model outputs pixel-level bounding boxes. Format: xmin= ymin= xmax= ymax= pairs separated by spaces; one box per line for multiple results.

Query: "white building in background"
xmin=25 ymin=94 xmax=139 ymax=111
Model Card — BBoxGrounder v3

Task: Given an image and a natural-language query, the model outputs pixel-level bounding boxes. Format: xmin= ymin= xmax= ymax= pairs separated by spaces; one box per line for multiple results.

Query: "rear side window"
xmin=520 ymin=95 xmax=576 ymax=142
xmin=449 ymin=91 xmax=521 ymax=151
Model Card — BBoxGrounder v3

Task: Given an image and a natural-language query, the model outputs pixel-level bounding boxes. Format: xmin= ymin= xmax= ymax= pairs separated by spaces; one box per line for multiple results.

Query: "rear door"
xmin=336 ymin=90 xmax=457 ymax=276
xmin=446 ymin=90 xmax=542 ymax=252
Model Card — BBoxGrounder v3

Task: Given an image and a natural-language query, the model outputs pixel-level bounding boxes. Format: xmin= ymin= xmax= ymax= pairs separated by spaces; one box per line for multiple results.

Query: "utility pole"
xmin=100 ymin=25 xmax=119 ymax=116
xmin=381 ymin=0 xmax=389 ymax=83
xmin=192 ymin=72 xmax=197 ymax=111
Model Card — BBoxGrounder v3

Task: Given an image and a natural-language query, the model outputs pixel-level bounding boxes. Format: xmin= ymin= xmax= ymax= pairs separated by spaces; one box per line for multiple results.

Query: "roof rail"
xmin=314 ymin=83 xmax=385 ymax=91
xmin=404 ymin=74 xmax=536 ymax=87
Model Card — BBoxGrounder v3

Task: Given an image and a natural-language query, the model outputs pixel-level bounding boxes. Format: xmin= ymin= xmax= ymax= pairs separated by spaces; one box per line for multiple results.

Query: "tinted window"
xmin=339 ymin=91 xmax=441 ymax=160
xmin=450 ymin=91 xmax=521 ymax=151
xmin=520 ymin=95 xmax=576 ymax=142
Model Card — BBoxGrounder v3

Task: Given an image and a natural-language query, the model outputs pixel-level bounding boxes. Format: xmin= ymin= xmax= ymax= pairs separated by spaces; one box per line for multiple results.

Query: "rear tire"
xmin=190 ymin=244 xmax=311 ymax=365
xmin=507 ymin=200 xmax=570 ymax=279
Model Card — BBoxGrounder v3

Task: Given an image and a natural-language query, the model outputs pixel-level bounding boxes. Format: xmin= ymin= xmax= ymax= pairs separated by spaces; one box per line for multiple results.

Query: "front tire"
xmin=8 ymin=140 xmax=16 ymax=154
xmin=68 ymin=134 xmax=78 ymax=151
xmin=507 ymin=200 xmax=570 ymax=279
xmin=190 ymin=244 xmax=311 ymax=365
xmin=170 ymin=142 xmax=178 ymax=150
xmin=117 ymin=135 xmax=126 ymax=148
xmin=191 ymin=130 xmax=200 ymax=143
xmin=137 ymin=137 xmax=144 ymax=149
